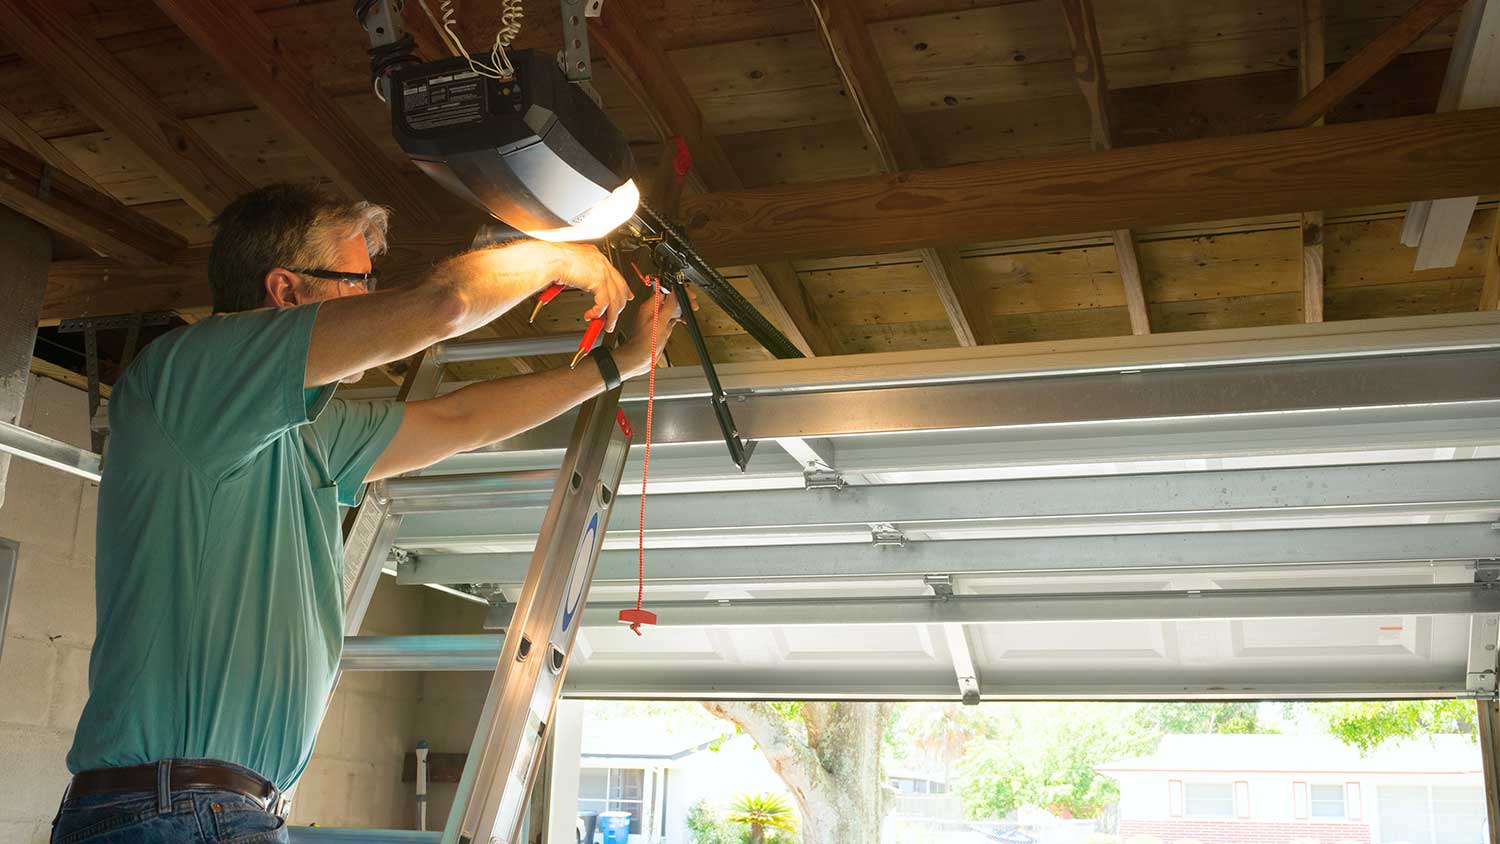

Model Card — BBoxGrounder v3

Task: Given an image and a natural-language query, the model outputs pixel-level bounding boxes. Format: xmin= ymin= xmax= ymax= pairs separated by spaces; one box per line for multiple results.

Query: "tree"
xmin=701 ymin=702 xmax=894 ymax=844
xmin=726 ymin=793 xmax=799 ymax=844
xmin=1133 ymin=702 xmax=1268 ymax=735
xmin=958 ymin=704 xmax=1156 ymax=820
xmin=894 ymin=704 xmax=995 ymax=781
xmin=1299 ymin=700 xmax=1477 ymax=753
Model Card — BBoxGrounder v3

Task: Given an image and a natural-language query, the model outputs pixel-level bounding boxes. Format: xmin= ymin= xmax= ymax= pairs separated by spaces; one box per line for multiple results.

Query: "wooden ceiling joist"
xmin=805 ymin=0 xmax=993 ymax=346
xmin=591 ymin=0 xmax=841 ymax=357
xmin=151 ymin=0 xmax=440 ymax=225
xmin=0 ymin=136 xmax=185 ymax=265
xmin=0 ymin=0 xmax=252 ymax=219
xmin=0 ymin=103 xmax=108 ymax=197
xmin=1403 ymin=0 xmax=1500 ymax=270
xmin=1298 ymin=0 xmax=1327 ymax=323
xmin=680 ymin=108 xmax=1500 ymax=266
xmin=1275 ymin=0 xmax=1468 ymax=130
xmin=1057 ymin=0 xmax=1150 ymax=335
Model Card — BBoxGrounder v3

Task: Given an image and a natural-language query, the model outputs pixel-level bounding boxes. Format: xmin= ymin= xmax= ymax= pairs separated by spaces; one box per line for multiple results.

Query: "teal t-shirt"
xmin=66 ymin=303 xmax=405 ymax=790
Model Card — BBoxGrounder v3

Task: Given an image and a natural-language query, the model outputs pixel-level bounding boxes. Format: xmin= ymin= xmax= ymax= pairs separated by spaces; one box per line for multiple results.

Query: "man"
xmin=50 ymin=183 xmax=683 ymax=844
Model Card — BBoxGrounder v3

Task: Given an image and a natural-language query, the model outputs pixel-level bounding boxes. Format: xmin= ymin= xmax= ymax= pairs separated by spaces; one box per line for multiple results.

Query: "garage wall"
xmin=0 ymin=376 xmax=98 ymax=844
xmin=0 ymin=375 xmax=445 ymax=839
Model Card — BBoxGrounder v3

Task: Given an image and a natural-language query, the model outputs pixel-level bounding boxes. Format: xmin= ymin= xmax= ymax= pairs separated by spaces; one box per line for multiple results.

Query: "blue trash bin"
xmin=597 ymin=810 xmax=632 ymax=844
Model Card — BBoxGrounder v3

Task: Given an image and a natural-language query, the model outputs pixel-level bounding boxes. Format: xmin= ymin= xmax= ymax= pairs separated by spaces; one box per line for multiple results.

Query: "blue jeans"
xmin=51 ymin=760 xmax=288 ymax=844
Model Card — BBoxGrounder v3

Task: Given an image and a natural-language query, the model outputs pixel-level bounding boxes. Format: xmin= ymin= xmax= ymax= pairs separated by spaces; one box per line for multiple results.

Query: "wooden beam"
xmin=1482 ymin=210 xmax=1500 ymax=310
xmin=150 ymin=0 xmax=439 ymax=224
xmin=0 ymin=0 xmax=250 ymax=218
xmin=678 ymin=108 xmax=1500 ymax=266
xmin=1058 ymin=0 xmax=1149 ymax=334
xmin=591 ymin=0 xmax=840 ymax=356
xmin=0 ymin=103 xmax=107 ymax=196
xmin=1299 ymin=0 xmax=1327 ymax=323
xmin=41 ymin=252 xmax=208 ymax=324
xmin=804 ymin=0 xmax=991 ymax=346
xmin=1276 ymin=0 xmax=1467 ymax=129
xmin=0 ymin=137 xmax=185 ymax=264
xmin=1058 ymin=0 xmax=1114 ymax=151
xmin=1112 ymin=229 xmax=1150 ymax=335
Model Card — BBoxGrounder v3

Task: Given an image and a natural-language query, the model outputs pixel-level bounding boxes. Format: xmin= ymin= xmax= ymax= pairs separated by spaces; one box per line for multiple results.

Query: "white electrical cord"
xmin=416 ymin=0 xmax=523 ymax=80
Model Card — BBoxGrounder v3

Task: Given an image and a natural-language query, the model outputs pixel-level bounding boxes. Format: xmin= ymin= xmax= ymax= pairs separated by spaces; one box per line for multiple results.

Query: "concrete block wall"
xmin=411 ymin=590 xmax=492 ymax=826
xmin=290 ymin=578 xmax=427 ymax=829
xmin=0 ymin=376 xmax=100 ymax=844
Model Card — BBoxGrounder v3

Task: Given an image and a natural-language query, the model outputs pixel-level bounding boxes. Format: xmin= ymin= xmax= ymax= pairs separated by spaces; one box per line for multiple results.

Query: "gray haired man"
xmin=51 ymin=182 xmax=681 ymax=844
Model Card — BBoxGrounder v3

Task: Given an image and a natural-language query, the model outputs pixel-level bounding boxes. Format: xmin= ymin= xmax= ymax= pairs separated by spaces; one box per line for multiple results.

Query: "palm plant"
xmin=725 ymin=792 xmax=798 ymax=844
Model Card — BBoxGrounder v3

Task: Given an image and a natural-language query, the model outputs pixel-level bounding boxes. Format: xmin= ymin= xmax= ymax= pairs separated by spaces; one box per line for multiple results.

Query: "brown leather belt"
xmin=68 ymin=762 xmax=278 ymax=810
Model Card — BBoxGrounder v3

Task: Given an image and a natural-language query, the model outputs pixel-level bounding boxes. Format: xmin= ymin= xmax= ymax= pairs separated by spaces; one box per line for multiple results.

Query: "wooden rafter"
xmin=805 ymin=0 xmax=993 ymax=346
xmin=1299 ymin=0 xmax=1327 ymax=323
xmin=1276 ymin=0 xmax=1468 ymax=130
xmin=1057 ymin=0 xmax=1149 ymax=334
xmin=0 ymin=103 xmax=108 ymax=196
xmin=0 ymin=0 xmax=250 ymax=219
xmin=151 ymin=0 xmax=440 ymax=224
xmin=0 ymin=137 xmax=185 ymax=265
xmin=1482 ymin=211 xmax=1500 ymax=310
xmin=679 ymin=108 xmax=1500 ymax=266
xmin=591 ymin=0 xmax=841 ymax=357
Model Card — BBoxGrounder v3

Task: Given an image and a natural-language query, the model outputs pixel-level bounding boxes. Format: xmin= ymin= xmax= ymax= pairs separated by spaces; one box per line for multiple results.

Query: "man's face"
xmin=266 ymin=234 xmax=376 ymax=384
xmin=294 ymin=235 xmax=375 ymax=305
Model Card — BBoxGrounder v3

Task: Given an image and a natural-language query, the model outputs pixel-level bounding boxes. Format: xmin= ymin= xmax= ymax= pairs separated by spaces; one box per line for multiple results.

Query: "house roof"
xmin=579 ymin=717 xmax=732 ymax=764
xmin=1096 ymin=734 xmax=1483 ymax=776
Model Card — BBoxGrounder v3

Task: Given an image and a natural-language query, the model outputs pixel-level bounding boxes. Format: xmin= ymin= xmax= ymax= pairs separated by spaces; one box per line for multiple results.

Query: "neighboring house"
xmin=1095 ymin=734 xmax=1487 ymax=844
xmin=574 ymin=719 xmax=964 ymax=843
xmin=576 ymin=717 xmax=786 ymax=844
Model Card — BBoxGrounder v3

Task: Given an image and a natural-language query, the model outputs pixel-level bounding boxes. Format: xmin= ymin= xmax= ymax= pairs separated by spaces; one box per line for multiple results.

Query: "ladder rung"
xmin=341 ymin=635 xmax=500 ymax=671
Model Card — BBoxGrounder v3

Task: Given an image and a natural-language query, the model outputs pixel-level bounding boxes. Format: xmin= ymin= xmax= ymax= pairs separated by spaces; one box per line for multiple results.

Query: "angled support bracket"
xmin=871 ymin=523 xmax=906 ymax=547
xmin=1470 ymin=612 xmax=1500 ymax=698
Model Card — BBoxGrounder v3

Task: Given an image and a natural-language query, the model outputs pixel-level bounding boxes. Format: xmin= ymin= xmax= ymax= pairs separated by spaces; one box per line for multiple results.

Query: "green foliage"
xmin=958 ymin=704 xmax=1157 ymax=821
xmin=726 ymin=793 xmax=800 ymax=834
xmin=1300 ymin=700 xmax=1477 ymax=754
xmin=889 ymin=704 xmax=996 ymax=771
xmin=689 ymin=797 xmax=801 ymax=844
xmin=687 ymin=800 xmax=740 ymax=844
xmin=1131 ymin=702 xmax=1270 ymax=736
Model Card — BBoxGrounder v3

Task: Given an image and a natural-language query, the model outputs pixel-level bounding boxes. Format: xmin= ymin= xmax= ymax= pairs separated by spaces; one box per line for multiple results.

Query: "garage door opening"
xmin=553 ymin=699 xmax=1492 ymax=844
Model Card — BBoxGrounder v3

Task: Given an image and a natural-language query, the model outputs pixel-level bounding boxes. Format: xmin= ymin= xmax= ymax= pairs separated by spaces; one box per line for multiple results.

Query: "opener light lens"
xmin=525 ymin=179 xmax=641 ymax=243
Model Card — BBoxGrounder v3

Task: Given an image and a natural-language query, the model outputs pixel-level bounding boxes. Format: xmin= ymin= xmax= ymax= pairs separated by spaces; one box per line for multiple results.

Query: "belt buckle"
xmin=271 ymin=793 xmax=291 ymax=819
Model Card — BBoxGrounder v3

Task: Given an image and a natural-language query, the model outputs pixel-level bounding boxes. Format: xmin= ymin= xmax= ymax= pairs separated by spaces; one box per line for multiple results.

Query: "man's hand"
xmin=615 ymin=285 xmax=699 ymax=379
xmin=510 ymin=241 xmax=634 ymax=331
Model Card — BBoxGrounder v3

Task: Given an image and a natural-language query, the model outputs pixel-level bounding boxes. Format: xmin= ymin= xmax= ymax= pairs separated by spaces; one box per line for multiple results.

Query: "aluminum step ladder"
xmin=309 ymin=338 xmax=634 ymax=844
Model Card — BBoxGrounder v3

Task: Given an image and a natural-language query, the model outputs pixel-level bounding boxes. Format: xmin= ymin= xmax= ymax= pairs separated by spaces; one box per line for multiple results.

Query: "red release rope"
xmin=623 ymin=263 xmax=664 ymax=635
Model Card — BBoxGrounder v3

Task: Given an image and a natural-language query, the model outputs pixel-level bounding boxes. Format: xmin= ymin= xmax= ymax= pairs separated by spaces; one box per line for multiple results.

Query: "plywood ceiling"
xmin=2 ymin=0 xmax=1493 ymax=384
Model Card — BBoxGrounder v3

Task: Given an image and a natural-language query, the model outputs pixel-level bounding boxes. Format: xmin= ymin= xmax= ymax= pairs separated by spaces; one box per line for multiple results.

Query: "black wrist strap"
xmin=589 ymin=345 xmax=622 ymax=391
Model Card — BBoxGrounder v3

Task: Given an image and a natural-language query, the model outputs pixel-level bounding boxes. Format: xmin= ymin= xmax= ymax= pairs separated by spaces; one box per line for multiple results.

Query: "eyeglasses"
xmin=288 ymin=267 xmax=379 ymax=292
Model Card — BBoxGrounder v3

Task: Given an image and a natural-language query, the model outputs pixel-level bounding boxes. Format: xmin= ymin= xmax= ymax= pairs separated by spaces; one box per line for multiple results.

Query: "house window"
xmin=1377 ymin=784 xmax=1486 ymax=844
xmin=578 ymin=768 xmax=646 ymax=835
xmin=1310 ymin=784 xmax=1346 ymax=819
xmin=1183 ymin=783 xmax=1235 ymax=818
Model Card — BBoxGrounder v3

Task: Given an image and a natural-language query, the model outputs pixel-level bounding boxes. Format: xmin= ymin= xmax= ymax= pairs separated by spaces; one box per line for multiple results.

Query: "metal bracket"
xmin=871 ymin=523 xmax=907 ymax=547
xmin=1469 ymin=614 xmax=1500 ymax=697
xmin=925 ymin=574 xmax=954 ymax=598
xmin=653 ymin=267 xmax=757 ymax=471
xmin=803 ymin=466 xmax=845 ymax=491
xmin=560 ymin=0 xmax=593 ymax=82
xmin=36 ymin=163 xmax=53 ymax=200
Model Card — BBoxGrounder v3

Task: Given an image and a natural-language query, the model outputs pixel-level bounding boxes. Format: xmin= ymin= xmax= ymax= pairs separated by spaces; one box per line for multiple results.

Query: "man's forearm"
xmin=367 ymin=360 xmax=609 ymax=480
xmin=305 ymin=243 xmax=576 ymax=388
xmin=440 ymin=361 xmax=609 ymax=451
